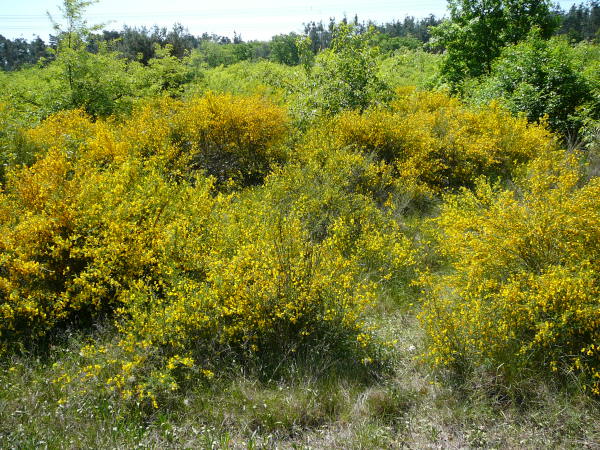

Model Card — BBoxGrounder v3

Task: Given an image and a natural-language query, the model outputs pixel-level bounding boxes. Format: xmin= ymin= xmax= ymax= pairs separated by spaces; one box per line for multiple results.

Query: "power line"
xmin=0 ymin=1 xmax=450 ymax=19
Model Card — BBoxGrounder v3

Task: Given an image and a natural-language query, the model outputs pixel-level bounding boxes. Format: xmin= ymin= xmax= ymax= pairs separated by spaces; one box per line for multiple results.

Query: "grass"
xmin=0 ymin=202 xmax=597 ymax=448
xmin=2 ymin=301 xmax=599 ymax=449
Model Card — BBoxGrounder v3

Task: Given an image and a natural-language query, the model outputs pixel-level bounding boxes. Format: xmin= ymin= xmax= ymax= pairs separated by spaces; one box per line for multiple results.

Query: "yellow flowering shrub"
xmin=118 ymin=93 xmax=289 ymax=187
xmin=121 ymin=207 xmax=376 ymax=356
xmin=74 ymin=148 xmax=417 ymax=404
xmin=24 ymin=109 xmax=98 ymax=157
xmin=0 ymin=90 xmax=290 ymax=351
xmin=307 ymin=89 xmax=556 ymax=193
xmin=0 ymin=145 xmax=216 ymax=353
xmin=261 ymin=147 xmax=418 ymax=297
xmin=1 ymin=93 xmax=407 ymax=405
xmin=419 ymin=151 xmax=600 ymax=394
xmin=22 ymin=93 xmax=289 ymax=188
xmin=172 ymin=92 xmax=289 ymax=186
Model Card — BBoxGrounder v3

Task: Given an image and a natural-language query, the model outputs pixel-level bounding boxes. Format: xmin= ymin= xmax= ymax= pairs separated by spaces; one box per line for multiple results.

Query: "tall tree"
xmin=270 ymin=33 xmax=300 ymax=65
xmin=431 ymin=0 xmax=558 ymax=87
xmin=48 ymin=0 xmax=103 ymax=93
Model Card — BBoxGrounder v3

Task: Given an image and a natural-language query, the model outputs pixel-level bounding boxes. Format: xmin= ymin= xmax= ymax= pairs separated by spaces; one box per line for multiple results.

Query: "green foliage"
xmin=0 ymin=101 xmax=41 ymax=183
xmin=270 ymin=33 xmax=300 ymax=65
xmin=431 ymin=0 xmax=558 ymax=87
xmin=0 ymin=1 xmax=196 ymax=121
xmin=188 ymin=60 xmax=303 ymax=104
xmin=377 ymin=50 xmax=441 ymax=89
xmin=470 ymin=33 xmax=595 ymax=137
xmin=144 ymin=44 xmax=193 ymax=95
xmin=301 ymin=23 xmax=390 ymax=118
xmin=48 ymin=0 xmax=117 ymax=115
xmin=571 ymin=41 xmax=600 ymax=159
xmin=296 ymin=35 xmax=315 ymax=73
xmin=49 ymin=0 xmax=104 ymax=43
xmin=557 ymin=1 xmax=600 ymax=42
xmin=0 ymin=42 xmax=196 ymax=122
xmin=0 ymin=35 xmax=51 ymax=71
xmin=2 ymin=51 xmax=129 ymax=119
xmin=189 ymin=40 xmax=270 ymax=69
xmin=372 ymin=34 xmax=422 ymax=54
xmin=572 ymin=40 xmax=600 ymax=88
xmin=190 ymin=41 xmax=243 ymax=68
xmin=50 ymin=43 xmax=143 ymax=117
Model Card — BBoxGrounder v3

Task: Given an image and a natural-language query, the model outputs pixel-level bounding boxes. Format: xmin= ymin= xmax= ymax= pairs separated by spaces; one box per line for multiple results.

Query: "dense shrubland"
xmin=421 ymin=152 xmax=600 ymax=396
xmin=0 ymin=0 xmax=599 ymax=446
xmin=307 ymin=89 xmax=556 ymax=193
xmin=0 ymin=92 xmax=418 ymax=407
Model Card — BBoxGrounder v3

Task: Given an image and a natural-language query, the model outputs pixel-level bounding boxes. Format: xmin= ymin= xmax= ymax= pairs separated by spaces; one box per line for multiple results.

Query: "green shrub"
xmin=377 ymin=50 xmax=441 ymax=90
xmin=301 ymin=23 xmax=390 ymax=118
xmin=470 ymin=33 xmax=595 ymax=138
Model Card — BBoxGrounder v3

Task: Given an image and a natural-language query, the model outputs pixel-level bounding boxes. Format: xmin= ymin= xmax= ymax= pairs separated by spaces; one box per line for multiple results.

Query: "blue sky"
xmin=1 ymin=0 xmax=579 ymax=42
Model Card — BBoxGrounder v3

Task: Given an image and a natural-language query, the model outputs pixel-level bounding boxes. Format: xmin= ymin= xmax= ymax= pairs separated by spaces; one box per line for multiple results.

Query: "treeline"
xmin=2 ymin=3 xmax=599 ymax=72
xmin=0 ymin=35 xmax=51 ymax=71
xmin=0 ymin=15 xmax=444 ymax=71
xmin=559 ymin=0 xmax=600 ymax=40
xmin=0 ymin=15 xmax=443 ymax=71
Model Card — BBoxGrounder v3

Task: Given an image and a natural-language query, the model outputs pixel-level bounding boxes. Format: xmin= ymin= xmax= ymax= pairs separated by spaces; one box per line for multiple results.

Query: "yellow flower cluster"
xmin=0 ymin=92 xmax=287 ymax=352
xmin=25 ymin=109 xmax=99 ymax=156
xmin=305 ymin=88 xmax=556 ymax=193
xmin=121 ymin=92 xmax=289 ymax=187
xmin=96 ymin=145 xmax=417 ymax=402
xmin=1 ymin=92 xmax=413 ymax=405
xmin=419 ymin=151 xmax=600 ymax=394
